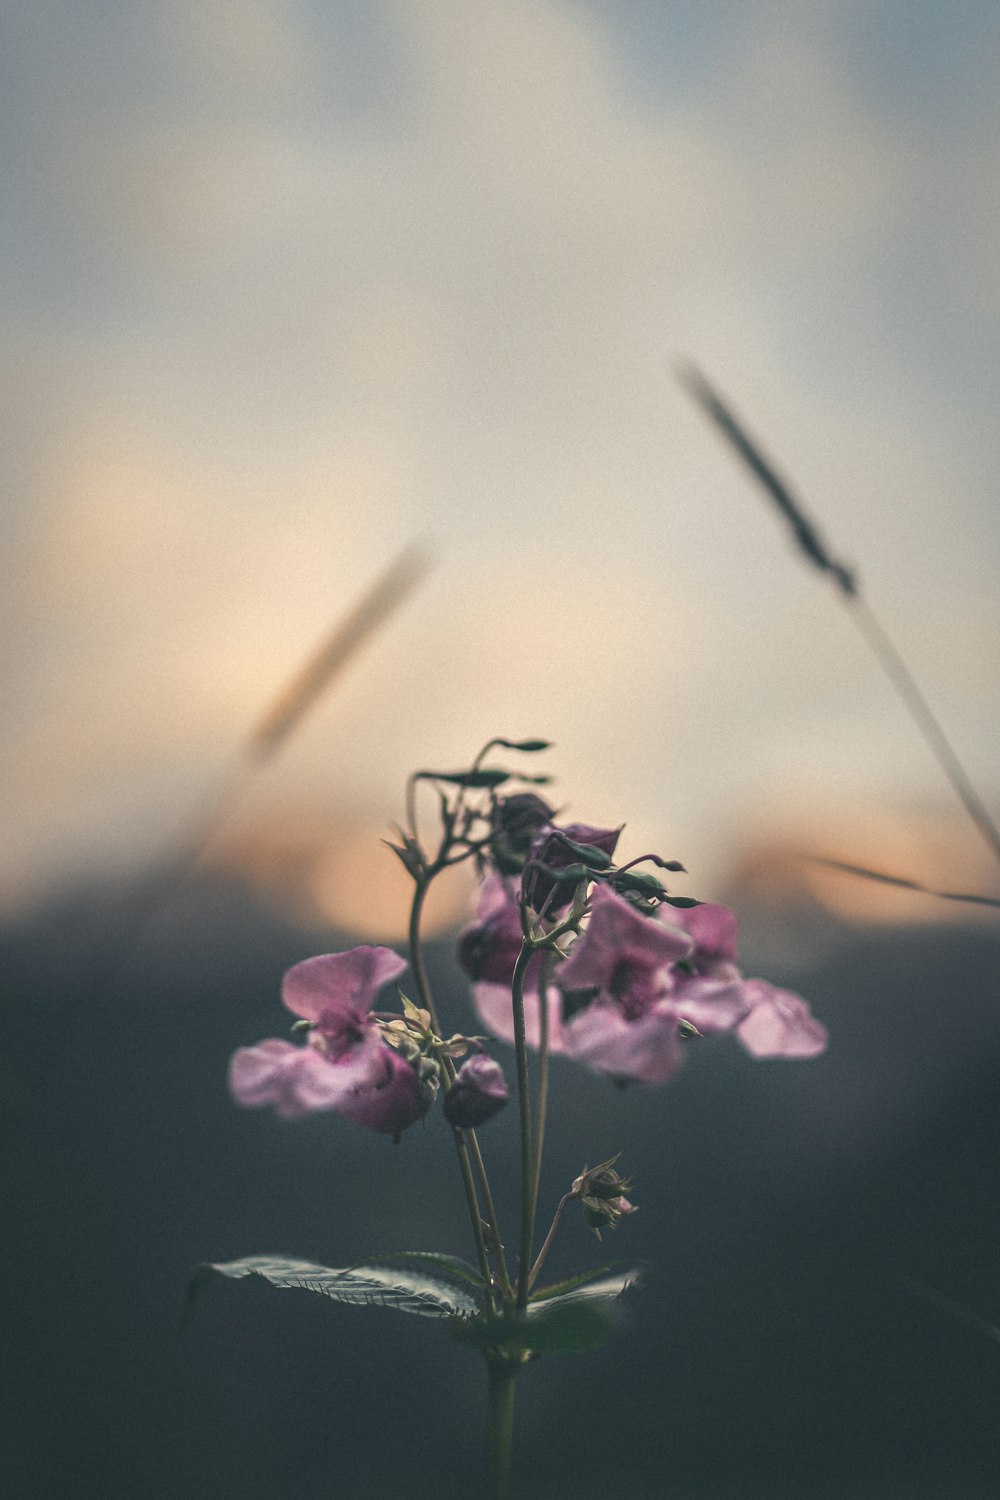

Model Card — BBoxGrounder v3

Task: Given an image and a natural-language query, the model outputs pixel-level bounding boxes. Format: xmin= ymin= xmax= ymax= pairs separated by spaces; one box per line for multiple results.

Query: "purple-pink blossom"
xmin=229 ymin=944 xmax=431 ymax=1136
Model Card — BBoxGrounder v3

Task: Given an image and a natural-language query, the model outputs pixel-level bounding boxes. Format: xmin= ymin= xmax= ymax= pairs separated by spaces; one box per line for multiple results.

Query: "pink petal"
xmin=736 ymin=980 xmax=828 ymax=1059
xmin=564 ymin=1001 xmax=684 ymax=1085
xmin=663 ymin=971 xmax=751 ymax=1034
xmin=229 ymin=1039 xmax=349 ymax=1118
xmin=667 ymin=901 xmax=740 ymax=964
xmin=473 ymin=982 xmax=567 ymax=1053
xmin=558 ymin=885 xmax=692 ymax=992
xmin=282 ymin=946 xmax=407 ymax=1023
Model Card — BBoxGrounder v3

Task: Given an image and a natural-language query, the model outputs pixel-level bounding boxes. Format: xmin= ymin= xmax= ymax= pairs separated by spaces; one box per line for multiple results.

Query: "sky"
xmin=3 ymin=0 xmax=999 ymax=926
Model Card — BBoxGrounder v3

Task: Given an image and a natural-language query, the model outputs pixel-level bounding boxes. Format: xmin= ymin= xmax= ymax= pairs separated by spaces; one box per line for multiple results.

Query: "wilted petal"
xmin=473 ymin=981 xmax=567 ymax=1053
xmin=282 ymin=946 xmax=408 ymax=1024
xmin=564 ymin=1001 xmax=683 ymax=1085
xmin=336 ymin=1046 xmax=428 ymax=1136
xmin=736 ymin=980 xmax=828 ymax=1059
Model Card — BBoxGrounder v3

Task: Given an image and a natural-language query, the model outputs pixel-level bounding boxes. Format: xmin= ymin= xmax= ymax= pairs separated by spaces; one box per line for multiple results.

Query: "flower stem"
xmin=510 ymin=943 xmax=535 ymax=1310
xmin=530 ymin=951 xmax=556 ymax=1241
xmin=485 ymin=1357 xmax=518 ymax=1500
xmin=407 ymin=876 xmax=510 ymax=1307
xmin=528 ymin=1192 xmax=570 ymax=1291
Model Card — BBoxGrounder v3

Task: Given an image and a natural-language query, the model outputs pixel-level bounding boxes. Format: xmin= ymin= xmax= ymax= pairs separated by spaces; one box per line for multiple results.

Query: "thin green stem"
xmin=407 ymin=875 xmax=508 ymax=1308
xmin=529 ymin=951 xmax=556 ymax=1241
xmin=485 ymin=1357 xmax=518 ymax=1500
xmin=510 ymin=943 xmax=535 ymax=1310
xmin=528 ymin=1192 xmax=571 ymax=1291
xmin=407 ymin=878 xmax=443 ymax=1035
xmin=467 ymin=1130 xmax=514 ymax=1303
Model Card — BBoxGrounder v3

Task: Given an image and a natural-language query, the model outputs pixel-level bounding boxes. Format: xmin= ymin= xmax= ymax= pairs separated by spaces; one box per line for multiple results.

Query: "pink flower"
xmin=556 ymin=885 xmax=694 ymax=1083
xmin=736 ymin=979 xmax=828 ymax=1059
xmin=336 ymin=1044 xmax=430 ymax=1136
xmin=457 ymin=874 xmax=524 ymax=985
xmin=229 ymin=945 xmax=431 ymax=1135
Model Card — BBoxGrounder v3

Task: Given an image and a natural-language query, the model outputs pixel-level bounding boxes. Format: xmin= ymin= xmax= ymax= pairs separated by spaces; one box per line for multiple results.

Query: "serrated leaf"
xmin=356 ymin=1251 xmax=488 ymax=1290
xmin=452 ymin=1268 xmax=640 ymax=1357
xmin=529 ymin=1264 xmax=619 ymax=1302
xmin=189 ymin=1256 xmax=482 ymax=1320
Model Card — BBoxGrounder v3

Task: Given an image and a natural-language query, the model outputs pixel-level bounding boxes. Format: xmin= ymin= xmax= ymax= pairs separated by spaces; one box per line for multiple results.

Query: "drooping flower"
xmin=735 ymin=979 xmax=828 ymax=1059
xmin=229 ymin=944 xmax=432 ymax=1135
xmin=443 ymin=1053 xmax=510 ymax=1129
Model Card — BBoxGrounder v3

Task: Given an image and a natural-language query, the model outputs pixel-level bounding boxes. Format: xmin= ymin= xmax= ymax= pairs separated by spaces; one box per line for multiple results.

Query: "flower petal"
xmin=563 ymin=1001 xmax=683 ymax=1085
xmin=736 ymin=980 xmax=828 ymax=1059
xmin=664 ymin=971 xmax=751 ymax=1034
xmin=228 ymin=1039 xmax=357 ymax=1118
xmin=559 ymin=885 xmax=693 ymax=993
xmin=282 ymin=946 xmax=407 ymax=1023
xmin=473 ymin=981 xmax=567 ymax=1052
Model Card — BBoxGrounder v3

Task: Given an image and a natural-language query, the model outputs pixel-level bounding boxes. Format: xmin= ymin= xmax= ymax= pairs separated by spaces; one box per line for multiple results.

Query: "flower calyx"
xmin=570 ymin=1153 xmax=638 ymax=1242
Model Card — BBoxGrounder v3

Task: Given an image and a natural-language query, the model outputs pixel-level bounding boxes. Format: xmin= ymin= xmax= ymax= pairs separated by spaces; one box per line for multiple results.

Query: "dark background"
xmin=3 ymin=872 xmax=999 ymax=1499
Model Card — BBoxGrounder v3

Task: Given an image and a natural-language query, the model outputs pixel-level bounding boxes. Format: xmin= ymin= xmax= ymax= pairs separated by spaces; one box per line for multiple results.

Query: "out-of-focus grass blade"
xmin=814 ymin=858 xmax=1000 ymax=911
xmin=679 ymin=362 xmax=1000 ymax=870
xmin=248 ymin=544 xmax=429 ymax=760
xmin=907 ymin=1279 xmax=1000 ymax=1348
xmin=677 ymin=362 xmax=856 ymax=593
xmin=77 ymin=542 xmax=431 ymax=1001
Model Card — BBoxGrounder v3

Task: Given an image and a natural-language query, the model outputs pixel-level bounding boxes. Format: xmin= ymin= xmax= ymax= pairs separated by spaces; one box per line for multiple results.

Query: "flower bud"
xmin=524 ymin=822 xmax=622 ymax=914
xmin=443 ymin=1054 xmax=510 ymax=1129
xmin=489 ymin=793 xmax=555 ymax=874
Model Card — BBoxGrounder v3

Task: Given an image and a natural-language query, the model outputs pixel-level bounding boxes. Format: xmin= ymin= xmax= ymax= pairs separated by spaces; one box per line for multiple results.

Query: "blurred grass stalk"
xmin=79 ymin=543 xmax=431 ymax=1000
xmin=679 ymin=363 xmax=1000 ymax=903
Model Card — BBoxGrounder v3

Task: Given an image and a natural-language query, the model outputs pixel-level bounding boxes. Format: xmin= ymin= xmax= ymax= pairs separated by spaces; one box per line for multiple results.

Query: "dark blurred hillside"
xmin=2 ymin=874 xmax=1000 ymax=1499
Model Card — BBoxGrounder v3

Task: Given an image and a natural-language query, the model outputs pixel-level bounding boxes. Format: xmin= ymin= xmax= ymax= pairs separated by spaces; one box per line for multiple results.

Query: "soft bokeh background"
xmin=3 ymin=2 xmax=1000 ymax=1496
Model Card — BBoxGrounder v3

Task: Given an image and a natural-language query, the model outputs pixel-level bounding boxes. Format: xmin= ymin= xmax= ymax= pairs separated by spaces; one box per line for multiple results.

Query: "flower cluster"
xmin=229 ymin=944 xmax=509 ymax=1140
xmin=229 ymin=745 xmax=826 ymax=1141
xmin=462 ymin=799 xmax=827 ymax=1085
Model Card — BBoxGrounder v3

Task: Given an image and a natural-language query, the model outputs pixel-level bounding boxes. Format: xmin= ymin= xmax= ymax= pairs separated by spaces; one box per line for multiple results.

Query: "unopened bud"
xmin=443 ymin=1054 xmax=509 ymax=1129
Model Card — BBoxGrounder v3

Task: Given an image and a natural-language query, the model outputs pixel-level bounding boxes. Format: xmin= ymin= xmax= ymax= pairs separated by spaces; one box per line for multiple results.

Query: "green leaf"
xmin=529 ymin=1264 xmax=621 ymax=1302
xmin=452 ymin=1268 xmax=641 ymax=1357
xmin=355 ymin=1251 xmax=488 ymax=1290
xmin=189 ymin=1256 xmax=482 ymax=1321
xmin=661 ymin=895 xmax=702 ymax=909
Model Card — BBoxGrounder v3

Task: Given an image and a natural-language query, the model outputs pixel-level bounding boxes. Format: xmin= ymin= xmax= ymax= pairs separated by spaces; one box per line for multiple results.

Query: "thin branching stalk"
xmin=530 ymin=950 xmax=557 ymax=1241
xmin=510 ymin=943 xmax=536 ymax=1310
xmin=406 ymin=875 xmax=509 ymax=1306
xmin=528 ymin=1192 xmax=571 ymax=1291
